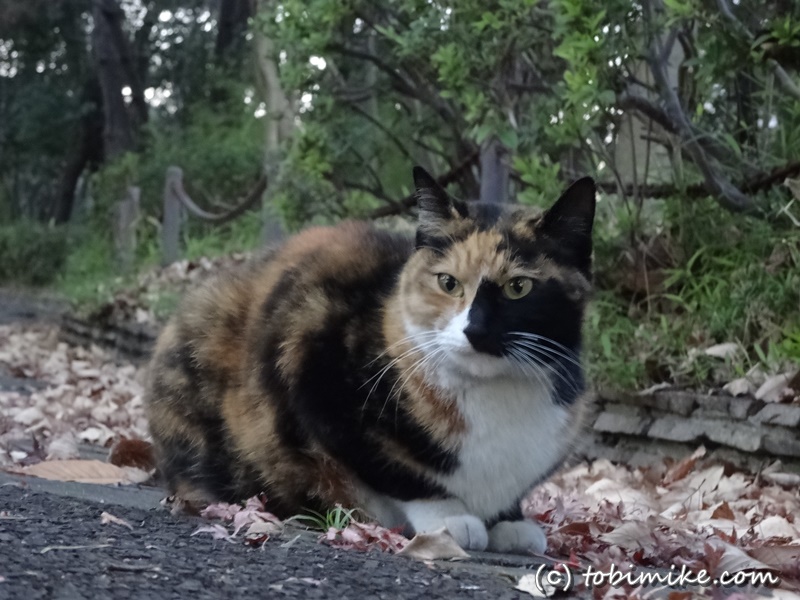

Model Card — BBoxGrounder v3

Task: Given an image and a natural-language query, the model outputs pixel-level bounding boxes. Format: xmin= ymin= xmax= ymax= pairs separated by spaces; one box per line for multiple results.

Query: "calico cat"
xmin=146 ymin=166 xmax=595 ymax=554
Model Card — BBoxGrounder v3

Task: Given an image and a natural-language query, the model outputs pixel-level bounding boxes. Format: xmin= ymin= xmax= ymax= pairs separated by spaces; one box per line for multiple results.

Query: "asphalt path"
xmin=0 ymin=478 xmax=539 ymax=600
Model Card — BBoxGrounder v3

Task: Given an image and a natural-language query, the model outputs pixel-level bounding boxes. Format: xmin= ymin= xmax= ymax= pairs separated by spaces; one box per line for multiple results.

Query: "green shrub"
xmin=0 ymin=221 xmax=69 ymax=286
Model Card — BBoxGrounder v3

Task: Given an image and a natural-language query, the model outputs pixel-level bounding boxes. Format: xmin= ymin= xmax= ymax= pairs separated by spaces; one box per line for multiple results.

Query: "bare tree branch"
xmin=640 ymin=0 xmax=755 ymax=212
xmin=617 ymin=91 xmax=678 ymax=134
xmin=715 ymin=0 xmax=800 ymax=101
xmin=343 ymin=102 xmax=415 ymax=162
xmin=367 ymin=151 xmax=479 ymax=218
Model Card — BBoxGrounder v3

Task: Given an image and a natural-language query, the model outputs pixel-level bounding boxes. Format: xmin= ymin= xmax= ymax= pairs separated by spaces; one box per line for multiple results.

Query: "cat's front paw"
xmin=443 ymin=515 xmax=488 ymax=551
xmin=487 ymin=520 xmax=546 ymax=554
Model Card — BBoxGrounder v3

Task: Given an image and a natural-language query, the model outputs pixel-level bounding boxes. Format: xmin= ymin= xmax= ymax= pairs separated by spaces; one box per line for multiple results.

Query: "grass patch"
xmin=587 ymin=198 xmax=800 ymax=391
xmin=0 ymin=221 xmax=68 ymax=286
xmin=55 ymin=211 xmax=264 ymax=315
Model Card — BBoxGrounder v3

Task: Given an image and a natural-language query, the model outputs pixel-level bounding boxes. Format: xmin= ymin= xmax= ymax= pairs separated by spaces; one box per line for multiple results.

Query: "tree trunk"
xmin=216 ymin=0 xmax=252 ymax=60
xmin=52 ymin=78 xmax=104 ymax=224
xmin=251 ymin=0 xmax=294 ymax=243
xmin=479 ymin=136 xmax=509 ymax=203
xmin=92 ymin=0 xmax=136 ymax=160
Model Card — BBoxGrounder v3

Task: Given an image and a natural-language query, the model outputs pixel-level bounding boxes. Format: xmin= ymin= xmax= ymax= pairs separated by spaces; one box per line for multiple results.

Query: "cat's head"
xmin=395 ymin=166 xmax=595 ymax=394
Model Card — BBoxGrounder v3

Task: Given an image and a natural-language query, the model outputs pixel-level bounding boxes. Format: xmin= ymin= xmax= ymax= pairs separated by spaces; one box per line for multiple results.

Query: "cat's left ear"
xmin=540 ymin=177 xmax=596 ymax=268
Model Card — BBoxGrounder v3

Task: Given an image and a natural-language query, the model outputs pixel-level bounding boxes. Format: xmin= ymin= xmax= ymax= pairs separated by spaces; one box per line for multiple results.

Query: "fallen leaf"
xmin=46 ymin=432 xmax=79 ymax=460
xmin=755 ymin=374 xmax=792 ymax=402
xmin=397 ymin=528 xmax=469 ymax=560
xmin=723 ymin=377 xmax=754 ymax=397
xmin=748 ymin=545 xmax=800 ymax=575
xmin=323 ymin=521 xmax=408 ymax=553
xmin=708 ymin=540 xmax=776 ymax=576
xmin=662 ymin=447 xmax=706 ymax=485
xmin=711 ymin=502 xmax=735 ymax=520
xmin=191 ymin=524 xmax=233 ymax=541
xmin=19 ymin=459 xmax=148 ymax=485
xmin=13 ymin=407 xmax=45 ymax=426
xmin=753 ymin=515 xmax=800 ymax=541
xmin=78 ymin=426 xmax=115 ymax=446
xmin=599 ymin=521 xmax=657 ymax=553
xmin=40 ymin=543 xmax=112 ymax=554
xmin=516 ymin=573 xmax=557 ymax=597
xmin=704 ymin=343 xmax=739 ymax=359
xmin=108 ymin=438 xmax=155 ymax=471
xmin=761 ymin=471 xmax=800 ymax=488
xmin=100 ymin=511 xmax=134 ymax=530
xmin=244 ymin=519 xmax=281 ymax=538
xmin=200 ymin=502 xmax=242 ymax=521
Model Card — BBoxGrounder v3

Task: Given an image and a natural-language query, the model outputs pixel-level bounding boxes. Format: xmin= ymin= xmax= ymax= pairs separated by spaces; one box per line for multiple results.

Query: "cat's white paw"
xmin=487 ymin=520 xmax=546 ymax=554
xmin=443 ymin=515 xmax=488 ymax=551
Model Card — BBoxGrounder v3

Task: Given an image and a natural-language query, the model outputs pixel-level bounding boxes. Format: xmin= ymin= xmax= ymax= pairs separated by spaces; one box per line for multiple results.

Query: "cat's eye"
xmin=437 ymin=273 xmax=464 ymax=297
xmin=503 ymin=277 xmax=533 ymax=300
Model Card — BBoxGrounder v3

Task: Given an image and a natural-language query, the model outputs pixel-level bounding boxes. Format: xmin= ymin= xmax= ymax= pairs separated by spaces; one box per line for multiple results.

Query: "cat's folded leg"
xmin=487 ymin=519 xmax=547 ymax=554
xmin=400 ymin=498 xmax=488 ymax=551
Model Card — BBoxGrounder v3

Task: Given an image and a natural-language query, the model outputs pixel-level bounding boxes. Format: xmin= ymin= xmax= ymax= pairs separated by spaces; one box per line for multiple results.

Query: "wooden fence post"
xmin=162 ymin=166 xmax=183 ymax=266
xmin=114 ymin=186 xmax=140 ymax=273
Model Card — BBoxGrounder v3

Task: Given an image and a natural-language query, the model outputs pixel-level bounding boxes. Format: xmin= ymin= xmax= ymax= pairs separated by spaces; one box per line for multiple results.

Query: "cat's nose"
xmin=463 ymin=322 xmax=494 ymax=354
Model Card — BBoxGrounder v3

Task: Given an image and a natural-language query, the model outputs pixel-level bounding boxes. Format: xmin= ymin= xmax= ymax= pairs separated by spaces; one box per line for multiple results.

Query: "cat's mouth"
xmin=435 ymin=345 xmax=513 ymax=381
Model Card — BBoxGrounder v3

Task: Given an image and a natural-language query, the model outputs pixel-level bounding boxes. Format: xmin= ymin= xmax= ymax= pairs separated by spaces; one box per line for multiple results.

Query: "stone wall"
xmin=581 ymin=388 xmax=800 ymax=473
xmin=60 ymin=316 xmax=156 ymax=363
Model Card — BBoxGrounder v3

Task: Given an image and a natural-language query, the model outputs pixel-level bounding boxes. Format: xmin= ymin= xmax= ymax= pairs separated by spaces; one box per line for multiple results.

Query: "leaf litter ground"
xmin=1 ymin=322 xmax=800 ymax=598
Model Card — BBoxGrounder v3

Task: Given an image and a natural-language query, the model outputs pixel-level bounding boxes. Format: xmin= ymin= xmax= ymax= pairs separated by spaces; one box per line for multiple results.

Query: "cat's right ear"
xmin=413 ymin=167 xmax=465 ymax=250
xmin=414 ymin=166 xmax=463 ymax=249
xmin=413 ymin=166 xmax=455 ymax=222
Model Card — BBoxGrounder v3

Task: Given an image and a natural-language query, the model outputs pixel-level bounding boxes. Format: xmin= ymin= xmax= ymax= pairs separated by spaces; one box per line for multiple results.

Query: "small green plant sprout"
xmin=289 ymin=504 xmax=359 ymax=532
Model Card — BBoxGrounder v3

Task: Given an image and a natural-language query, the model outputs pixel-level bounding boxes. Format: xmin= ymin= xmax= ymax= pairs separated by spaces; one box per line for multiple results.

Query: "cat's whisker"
xmin=507 ymin=332 xmax=583 ymax=366
xmin=381 ymin=345 xmax=443 ymax=421
xmin=510 ymin=342 xmax=584 ymax=394
xmin=508 ymin=339 xmax=583 ymax=372
xmin=510 ymin=342 xmax=581 ymax=396
xmin=363 ymin=338 xmax=441 ymax=415
xmin=363 ymin=331 xmax=439 ymax=368
xmin=507 ymin=347 xmax=551 ymax=388
xmin=506 ymin=347 xmax=578 ymax=390
xmin=394 ymin=347 xmax=448 ymax=429
xmin=361 ymin=337 xmax=439 ymax=393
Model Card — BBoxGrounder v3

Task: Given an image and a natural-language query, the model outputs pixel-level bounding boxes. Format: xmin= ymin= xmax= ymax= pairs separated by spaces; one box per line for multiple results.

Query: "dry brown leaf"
xmin=599 ymin=521 xmax=657 ymax=552
xmin=108 ymin=438 xmax=155 ymax=471
xmin=323 ymin=521 xmax=408 ymax=553
xmin=662 ymin=447 xmax=706 ymax=486
xmin=707 ymin=540 xmax=776 ymax=576
xmin=748 ymin=545 xmax=800 ymax=574
xmin=711 ymin=502 xmax=735 ymax=521
xmin=19 ymin=459 xmax=148 ymax=485
xmin=396 ymin=528 xmax=469 ymax=560
xmin=100 ymin=511 xmax=134 ymax=530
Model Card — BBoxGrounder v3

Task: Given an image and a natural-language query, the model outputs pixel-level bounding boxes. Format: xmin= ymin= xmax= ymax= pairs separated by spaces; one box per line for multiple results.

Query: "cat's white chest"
xmin=436 ymin=378 xmax=570 ymax=520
